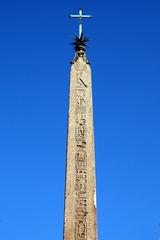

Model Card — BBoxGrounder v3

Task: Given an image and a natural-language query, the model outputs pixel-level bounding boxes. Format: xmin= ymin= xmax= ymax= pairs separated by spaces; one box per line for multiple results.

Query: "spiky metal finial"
xmin=71 ymin=33 xmax=89 ymax=52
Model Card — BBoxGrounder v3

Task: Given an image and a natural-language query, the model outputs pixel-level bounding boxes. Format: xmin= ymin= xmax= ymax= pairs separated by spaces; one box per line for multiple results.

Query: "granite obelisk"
xmin=64 ymin=10 xmax=98 ymax=240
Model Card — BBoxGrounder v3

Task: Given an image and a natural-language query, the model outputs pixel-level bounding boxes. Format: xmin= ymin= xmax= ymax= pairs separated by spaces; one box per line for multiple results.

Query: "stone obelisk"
xmin=64 ymin=10 xmax=98 ymax=240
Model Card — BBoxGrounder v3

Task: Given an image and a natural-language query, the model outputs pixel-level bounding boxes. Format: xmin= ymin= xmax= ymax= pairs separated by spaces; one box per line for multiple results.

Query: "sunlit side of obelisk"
xmin=63 ymin=10 xmax=98 ymax=240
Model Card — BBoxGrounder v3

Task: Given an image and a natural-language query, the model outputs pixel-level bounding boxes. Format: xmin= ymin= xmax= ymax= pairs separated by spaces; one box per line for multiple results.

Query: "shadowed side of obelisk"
xmin=63 ymin=32 xmax=98 ymax=240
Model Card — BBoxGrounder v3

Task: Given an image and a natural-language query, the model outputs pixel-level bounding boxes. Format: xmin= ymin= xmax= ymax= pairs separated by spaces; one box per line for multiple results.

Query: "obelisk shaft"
xmin=64 ymin=55 xmax=98 ymax=240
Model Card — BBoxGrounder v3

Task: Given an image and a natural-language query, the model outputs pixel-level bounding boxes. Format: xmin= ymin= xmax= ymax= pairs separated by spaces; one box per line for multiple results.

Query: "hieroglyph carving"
xmin=75 ymin=62 xmax=88 ymax=240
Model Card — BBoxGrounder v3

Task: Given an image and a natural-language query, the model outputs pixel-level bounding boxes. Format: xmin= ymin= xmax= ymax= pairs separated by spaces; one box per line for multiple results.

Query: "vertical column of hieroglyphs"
xmin=74 ymin=58 xmax=88 ymax=240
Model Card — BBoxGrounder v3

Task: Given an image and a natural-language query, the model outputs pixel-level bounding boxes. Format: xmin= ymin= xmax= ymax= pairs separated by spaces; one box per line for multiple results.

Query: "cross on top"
xmin=69 ymin=9 xmax=92 ymax=38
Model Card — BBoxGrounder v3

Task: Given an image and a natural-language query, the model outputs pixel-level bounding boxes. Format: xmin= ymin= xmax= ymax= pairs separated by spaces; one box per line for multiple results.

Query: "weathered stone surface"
xmin=64 ymin=55 xmax=98 ymax=240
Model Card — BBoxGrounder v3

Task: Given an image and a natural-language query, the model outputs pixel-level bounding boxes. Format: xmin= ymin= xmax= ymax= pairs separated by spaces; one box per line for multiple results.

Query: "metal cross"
xmin=69 ymin=9 xmax=92 ymax=38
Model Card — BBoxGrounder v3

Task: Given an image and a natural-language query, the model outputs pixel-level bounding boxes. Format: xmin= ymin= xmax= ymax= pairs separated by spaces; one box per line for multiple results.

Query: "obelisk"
xmin=64 ymin=10 xmax=98 ymax=240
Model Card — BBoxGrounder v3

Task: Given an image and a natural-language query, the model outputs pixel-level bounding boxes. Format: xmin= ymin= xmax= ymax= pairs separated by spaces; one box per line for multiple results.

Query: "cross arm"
xmin=69 ymin=15 xmax=92 ymax=18
xmin=69 ymin=15 xmax=80 ymax=18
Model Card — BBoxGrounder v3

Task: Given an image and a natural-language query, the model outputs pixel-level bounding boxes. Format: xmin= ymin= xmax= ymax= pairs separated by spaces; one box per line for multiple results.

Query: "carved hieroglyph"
xmin=64 ymin=55 xmax=98 ymax=240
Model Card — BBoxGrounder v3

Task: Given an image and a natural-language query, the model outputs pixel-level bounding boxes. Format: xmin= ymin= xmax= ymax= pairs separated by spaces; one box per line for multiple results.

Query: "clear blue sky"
xmin=0 ymin=0 xmax=160 ymax=239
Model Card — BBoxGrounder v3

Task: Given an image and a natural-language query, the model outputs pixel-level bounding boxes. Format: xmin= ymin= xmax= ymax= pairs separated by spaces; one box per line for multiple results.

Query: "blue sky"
xmin=0 ymin=0 xmax=160 ymax=239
